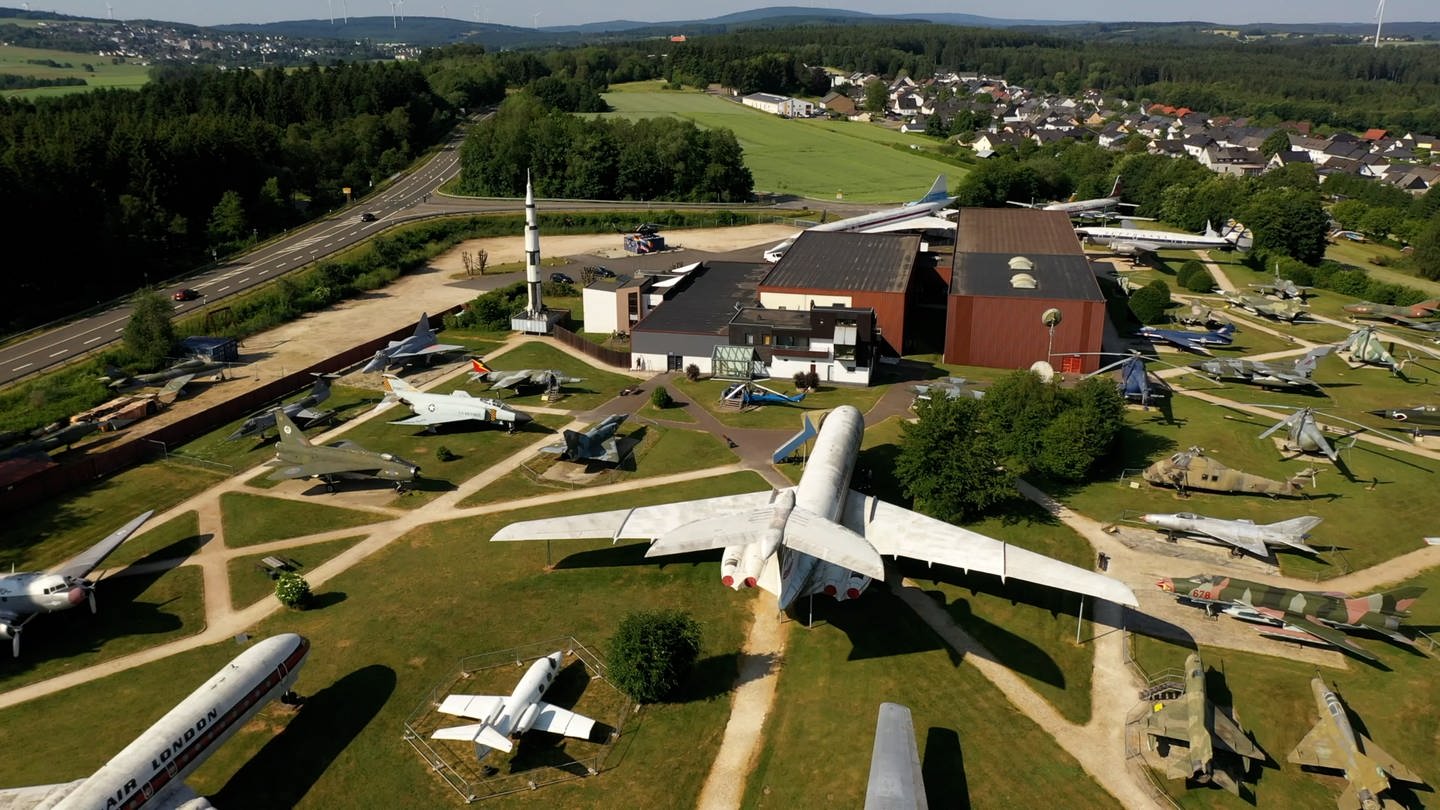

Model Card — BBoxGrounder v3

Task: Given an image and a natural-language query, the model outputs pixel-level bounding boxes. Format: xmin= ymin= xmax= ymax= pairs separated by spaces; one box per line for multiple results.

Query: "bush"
xmin=685 ymin=363 xmax=701 ymax=382
xmin=1183 ymin=271 xmax=1216 ymax=293
xmin=650 ymin=386 xmax=673 ymax=409
xmin=1128 ymin=285 xmax=1169 ymax=324
xmin=1176 ymin=259 xmax=1205 ymax=287
xmin=275 ymin=572 xmax=312 ymax=609
xmin=805 ymin=370 xmax=820 ymax=390
xmin=435 ymin=445 xmax=456 ymax=462
xmin=794 ymin=371 xmax=808 ymax=390
xmin=608 ymin=610 xmax=703 ymax=703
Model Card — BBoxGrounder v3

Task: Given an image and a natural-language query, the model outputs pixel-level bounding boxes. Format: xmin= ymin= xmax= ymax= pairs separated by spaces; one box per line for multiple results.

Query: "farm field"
xmin=601 ymin=81 xmax=961 ymax=202
xmin=0 ymin=44 xmax=149 ymax=97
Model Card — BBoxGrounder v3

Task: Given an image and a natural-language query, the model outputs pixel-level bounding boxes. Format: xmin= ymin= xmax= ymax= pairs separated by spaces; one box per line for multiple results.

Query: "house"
xmin=741 ymin=92 xmax=813 ymax=117
xmin=728 ymin=306 xmax=880 ymax=385
xmin=1199 ymin=145 xmax=1266 ymax=176
xmin=972 ymin=131 xmax=1023 ymax=156
xmin=819 ymin=90 xmax=856 ymax=117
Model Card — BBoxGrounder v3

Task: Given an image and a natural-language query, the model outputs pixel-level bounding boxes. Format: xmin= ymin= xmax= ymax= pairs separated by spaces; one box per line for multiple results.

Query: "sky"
xmin=20 ymin=1 xmax=1438 ymax=30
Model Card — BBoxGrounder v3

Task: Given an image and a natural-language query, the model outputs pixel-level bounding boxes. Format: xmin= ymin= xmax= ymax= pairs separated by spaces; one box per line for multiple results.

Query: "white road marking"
xmin=83 ymin=336 xmax=103 ymax=345
xmin=49 ymin=349 xmax=67 ymax=357
xmin=236 ymin=277 xmax=249 ymax=285
xmin=12 ymin=363 xmax=32 ymax=371
xmin=113 ymin=327 xmax=123 ymax=333
xmin=217 ymin=285 xmax=230 ymax=292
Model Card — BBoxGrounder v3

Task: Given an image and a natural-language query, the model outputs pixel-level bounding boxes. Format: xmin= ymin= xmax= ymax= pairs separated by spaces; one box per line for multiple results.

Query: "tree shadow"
xmin=211 ymin=664 xmax=396 ymax=807
xmin=665 ymin=653 xmax=741 ymax=704
xmin=922 ymin=726 xmax=970 ymax=809
xmin=307 ymin=591 xmax=347 ymax=610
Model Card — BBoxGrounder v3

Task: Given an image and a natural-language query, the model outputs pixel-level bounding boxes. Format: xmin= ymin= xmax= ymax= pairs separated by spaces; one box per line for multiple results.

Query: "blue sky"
xmin=26 ymin=1 xmax=1436 ymax=29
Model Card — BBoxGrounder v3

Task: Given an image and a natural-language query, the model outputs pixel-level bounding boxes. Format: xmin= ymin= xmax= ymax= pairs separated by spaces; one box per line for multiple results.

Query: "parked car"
xmin=549 ymin=272 xmax=574 ymax=284
xmin=173 ymin=288 xmax=199 ymax=301
xmin=591 ymin=266 xmax=616 ymax=278
xmin=359 ymin=212 xmax=378 ymax=222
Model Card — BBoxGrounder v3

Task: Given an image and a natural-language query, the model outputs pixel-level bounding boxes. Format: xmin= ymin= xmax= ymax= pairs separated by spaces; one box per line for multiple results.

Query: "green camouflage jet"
xmin=1144 ymin=652 xmax=1264 ymax=794
xmin=1156 ymin=574 xmax=1424 ymax=663
xmin=266 ymin=409 xmax=420 ymax=491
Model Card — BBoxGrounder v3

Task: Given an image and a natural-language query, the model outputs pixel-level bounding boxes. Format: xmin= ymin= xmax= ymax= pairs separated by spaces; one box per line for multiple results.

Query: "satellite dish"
xmin=1041 ymin=308 xmax=1063 ymax=327
xmin=1030 ymin=360 xmax=1056 ymax=382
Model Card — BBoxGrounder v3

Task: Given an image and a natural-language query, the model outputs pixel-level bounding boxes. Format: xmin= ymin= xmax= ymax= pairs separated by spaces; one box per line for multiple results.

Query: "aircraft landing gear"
xmin=280 ymin=690 xmax=305 ymax=706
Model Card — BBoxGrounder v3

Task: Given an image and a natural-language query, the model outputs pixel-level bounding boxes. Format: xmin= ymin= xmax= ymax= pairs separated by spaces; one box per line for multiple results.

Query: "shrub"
xmin=608 ymin=610 xmax=702 ymax=703
xmin=1176 ymin=259 xmax=1205 ymax=287
xmin=685 ymin=363 xmax=701 ymax=382
xmin=275 ymin=572 xmax=312 ymax=609
xmin=805 ymin=371 xmax=820 ymax=390
xmin=794 ymin=371 xmax=808 ymax=390
xmin=1183 ymin=271 xmax=1215 ymax=293
xmin=1128 ymin=285 xmax=1169 ymax=324
xmin=650 ymin=386 xmax=673 ymax=409
xmin=435 ymin=445 xmax=456 ymax=462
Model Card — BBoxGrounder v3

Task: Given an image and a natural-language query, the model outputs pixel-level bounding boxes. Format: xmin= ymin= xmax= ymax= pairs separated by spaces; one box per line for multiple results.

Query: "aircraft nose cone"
xmin=1155 ymin=578 xmax=1175 ymax=592
xmin=515 ymin=412 xmax=533 ymax=423
xmin=67 ymin=587 xmax=87 ymax=606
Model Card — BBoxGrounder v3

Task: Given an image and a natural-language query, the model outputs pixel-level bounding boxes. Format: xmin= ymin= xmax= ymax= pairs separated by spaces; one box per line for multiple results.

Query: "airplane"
xmin=1176 ymin=302 xmax=1228 ymax=327
xmin=1137 ymin=323 xmax=1236 ymax=354
xmin=540 ymin=414 xmax=629 ymax=463
xmin=227 ymin=373 xmax=335 ymax=441
xmin=0 ymin=510 xmax=153 ymax=657
xmin=100 ymin=357 xmax=228 ymax=393
xmin=1143 ymin=653 xmax=1264 ymax=794
xmin=721 ymin=381 xmax=806 ymax=407
xmin=431 ymin=650 xmax=598 ymax=763
xmin=266 ymin=409 xmax=419 ymax=491
xmin=1342 ymin=298 xmax=1440 ymax=326
xmin=1140 ymin=512 xmax=1323 ymax=558
xmin=379 ymin=375 xmax=532 ymax=433
xmin=865 ymin=703 xmax=928 ymax=810
xmin=1366 ymin=405 xmax=1440 ymax=434
xmin=1221 ymin=291 xmax=1308 ymax=322
xmin=1007 ymin=176 xmax=1132 ymax=216
xmin=1074 ymin=219 xmax=1250 ymax=257
xmin=1249 ymin=265 xmax=1313 ymax=300
xmin=910 ymin=377 xmax=986 ymax=402
xmin=0 ymin=634 xmax=309 ymax=807
xmin=1189 ymin=346 xmax=1332 ymax=392
xmin=764 ymin=175 xmax=956 ymax=261
xmin=1157 ymin=574 xmax=1424 ymax=663
xmin=361 ymin=313 xmax=464 ymax=373
xmin=493 ymin=405 xmax=1138 ymax=612
xmin=1141 ymin=447 xmax=1310 ymax=497
xmin=0 ymin=420 xmax=109 ymax=461
xmin=1289 ymin=676 xmax=1424 ymax=810
xmin=467 ymin=358 xmax=584 ymax=393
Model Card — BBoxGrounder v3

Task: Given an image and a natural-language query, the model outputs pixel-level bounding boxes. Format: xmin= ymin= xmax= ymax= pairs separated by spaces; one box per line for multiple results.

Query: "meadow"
xmin=0 ymin=44 xmax=149 ymax=98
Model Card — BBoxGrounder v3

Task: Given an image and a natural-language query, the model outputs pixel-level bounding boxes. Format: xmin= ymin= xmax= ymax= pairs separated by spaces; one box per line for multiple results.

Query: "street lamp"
xmin=1042 ymin=307 xmax=1062 ymax=363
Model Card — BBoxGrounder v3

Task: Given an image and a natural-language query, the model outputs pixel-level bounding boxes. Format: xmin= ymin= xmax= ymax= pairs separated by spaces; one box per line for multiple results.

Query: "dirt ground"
xmin=429 ymin=223 xmax=799 ymax=273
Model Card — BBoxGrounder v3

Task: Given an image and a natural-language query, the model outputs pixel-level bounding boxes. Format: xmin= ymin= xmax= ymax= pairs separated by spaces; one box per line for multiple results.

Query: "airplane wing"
xmin=436 ymin=694 xmax=505 ymax=721
xmin=1261 ymin=614 xmax=1378 ymax=662
xmin=390 ymin=411 xmax=460 ymax=427
xmin=1198 ymin=528 xmax=1268 ymax=558
xmin=1357 ymin=733 xmax=1422 ymax=783
xmin=1209 ymin=706 xmax=1264 ymax=760
xmin=403 ymin=342 xmax=465 ymax=359
xmin=432 ymin=722 xmax=514 ymax=753
xmin=861 ymin=215 xmax=955 ymax=234
xmin=490 ymin=491 xmax=780 ymax=542
xmin=266 ymin=459 xmax=378 ymax=480
xmin=51 ymin=511 xmax=155 ymax=580
xmin=1287 ymin=716 xmax=1343 ymax=770
xmin=0 ymin=780 xmax=88 ymax=808
xmin=842 ymin=493 xmax=1138 ymax=607
xmin=865 ymin=703 xmax=928 ymax=810
xmin=599 ymin=438 xmax=622 ymax=464
xmin=1114 ymin=239 xmax=1164 ymax=255
xmin=159 ymin=374 xmax=197 ymax=397
xmin=487 ymin=370 xmax=532 ymax=390
xmin=530 ymin=701 xmax=597 ymax=740
xmin=1143 ymin=700 xmax=1192 ymax=742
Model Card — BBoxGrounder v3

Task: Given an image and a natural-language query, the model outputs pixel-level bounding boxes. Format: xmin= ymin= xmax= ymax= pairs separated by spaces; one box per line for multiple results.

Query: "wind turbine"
xmin=1374 ymin=0 xmax=1386 ymax=48
xmin=342 ymin=0 xmax=348 ymax=23
xmin=389 ymin=0 xmax=397 ymax=28
xmin=531 ymin=10 xmax=540 ymax=28
xmin=397 ymin=0 xmax=405 ymax=22
xmin=105 ymin=1 xmax=112 ymax=19
xmin=327 ymin=0 xmax=333 ymax=23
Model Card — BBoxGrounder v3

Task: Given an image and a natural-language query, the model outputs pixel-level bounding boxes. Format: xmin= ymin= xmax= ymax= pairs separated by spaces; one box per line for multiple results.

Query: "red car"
xmin=173 ymin=288 xmax=199 ymax=301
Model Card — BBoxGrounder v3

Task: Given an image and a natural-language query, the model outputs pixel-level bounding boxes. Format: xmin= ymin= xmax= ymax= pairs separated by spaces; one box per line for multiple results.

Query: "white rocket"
xmin=524 ymin=171 xmax=543 ymax=315
xmin=431 ymin=651 xmax=597 ymax=761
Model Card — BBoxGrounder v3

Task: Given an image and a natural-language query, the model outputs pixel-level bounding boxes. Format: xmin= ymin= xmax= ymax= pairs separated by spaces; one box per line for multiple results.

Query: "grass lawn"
xmin=741 ymin=585 xmax=1119 ymax=809
xmin=0 ymin=566 xmax=205 ymax=694
xmin=674 ymin=377 xmax=889 ymax=429
xmin=107 ymin=510 xmax=206 ymax=568
xmin=0 ymin=44 xmax=150 ymax=98
xmin=638 ymin=398 xmax=696 ymax=423
xmin=0 ymin=474 xmax=770 ymax=808
xmin=464 ymin=342 xmax=639 ymax=412
xmin=600 ymin=82 xmax=960 ymax=202
xmin=219 ymin=492 xmax=387 ymax=548
xmin=226 ymin=535 xmax=368 ymax=609
xmin=1325 ymin=238 xmax=1440 ymax=297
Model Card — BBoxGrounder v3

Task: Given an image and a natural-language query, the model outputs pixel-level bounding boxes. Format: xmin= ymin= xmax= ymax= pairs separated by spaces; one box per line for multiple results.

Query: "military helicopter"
xmin=1078 ymin=352 xmax=1178 ymax=407
xmin=1337 ymin=325 xmax=1406 ymax=377
xmin=1142 ymin=447 xmax=1311 ymax=498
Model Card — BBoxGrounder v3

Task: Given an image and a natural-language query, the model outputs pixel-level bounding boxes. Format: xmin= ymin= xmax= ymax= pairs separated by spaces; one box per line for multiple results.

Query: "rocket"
xmin=524 ymin=170 xmax=543 ymax=314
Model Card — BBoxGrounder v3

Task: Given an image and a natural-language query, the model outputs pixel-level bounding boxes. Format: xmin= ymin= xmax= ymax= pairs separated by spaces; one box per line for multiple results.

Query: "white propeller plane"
xmin=432 ymin=651 xmax=597 ymax=761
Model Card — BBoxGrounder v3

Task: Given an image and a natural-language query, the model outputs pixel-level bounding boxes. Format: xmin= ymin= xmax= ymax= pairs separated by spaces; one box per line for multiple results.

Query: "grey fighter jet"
xmin=467 ymin=357 xmax=584 ymax=393
xmin=361 ymin=313 xmax=464 ymax=373
xmin=1141 ymin=512 xmax=1322 ymax=557
xmin=541 ymin=414 xmax=629 ymax=463
xmin=266 ymin=409 xmax=419 ymax=491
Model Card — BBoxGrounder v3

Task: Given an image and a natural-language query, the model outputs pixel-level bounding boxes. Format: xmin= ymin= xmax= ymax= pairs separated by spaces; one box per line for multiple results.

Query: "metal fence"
xmin=402 ymin=637 xmax=632 ymax=803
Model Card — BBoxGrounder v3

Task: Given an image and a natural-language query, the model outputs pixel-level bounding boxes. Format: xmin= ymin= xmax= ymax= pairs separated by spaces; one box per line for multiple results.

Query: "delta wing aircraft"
xmin=0 ymin=634 xmax=308 ymax=808
xmin=540 ymin=414 xmax=629 ymax=463
xmin=1140 ymin=513 xmax=1322 ymax=557
xmin=379 ymin=375 xmax=532 ymax=433
xmin=0 ymin=510 xmax=152 ymax=657
xmin=865 ymin=703 xmax=928 ymax=810
xmin=1157 ymin=574 xmax=1424 ymax=662
xmin=1144 ymin=653 xmax=1264 ymax=794
xmin=1289 ymin=677 xmax=1424 ymax=810
xmin=431 ymin=651 xmax=597 ymax=762
xmin=266 ymin=410 xmax=419 ymax=490
xmin=361 ymin=313 xmax=464 ymax=373
xmin=228 ymin=374 xmax=335 ymax=441
xmin=764 ymin=175 xmax=956 ymax=261
xmin=100 ymin=357 xmax=228 ymax=393
xmin=468 ymin=358 xmax=584 ymax=393
xmin=495 ymin=406 xmax=1138 ymax=611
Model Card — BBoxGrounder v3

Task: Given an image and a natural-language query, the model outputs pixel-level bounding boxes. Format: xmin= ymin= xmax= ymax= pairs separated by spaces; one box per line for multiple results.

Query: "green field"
xmin=601 ymin=82 xmax=962 ymax=202
xmin=226 ymin=535 xmax=367 ymax=609
xmin=0 ymin=44 xmax=150 ymax=98
xmin=219 ymin=493 xmax=387 ymax=548
xmin=673 ymin=376 xmax=890 ymax=429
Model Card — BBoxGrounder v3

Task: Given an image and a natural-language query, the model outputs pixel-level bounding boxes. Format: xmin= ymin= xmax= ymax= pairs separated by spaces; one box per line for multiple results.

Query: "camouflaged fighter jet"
xmin=540 ymin=414 xmax=629 ymax=464
xmin=1144 ymin=653 xmax=1263 ymax=794
xmin=1222 ymin=291 xmax=1308 ymax=322
xmin=467 ymin=358 xmax=583 ymax=394
xmin=1189 ymin=346 xmax=1332 ymax=392
xmin=266 ymin=409 xmax=419 ymax=491
xmin=1290 ymin=677 xmax=1425 ymax=810
xmin=1157 ymin=574 xmax=1425 ymax=662
xmin=1343 ymin=298 xmax=1440 ymax=327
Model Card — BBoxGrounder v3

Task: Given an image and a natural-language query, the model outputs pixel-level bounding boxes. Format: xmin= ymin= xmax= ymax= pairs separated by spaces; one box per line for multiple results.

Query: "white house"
xmin=741 ymin=93 xmax=813 ymax=117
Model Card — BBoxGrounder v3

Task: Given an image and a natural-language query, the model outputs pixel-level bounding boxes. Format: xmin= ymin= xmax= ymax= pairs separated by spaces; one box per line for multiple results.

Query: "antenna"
xmin=1374 ymin=0 xmax=1386 ymax=48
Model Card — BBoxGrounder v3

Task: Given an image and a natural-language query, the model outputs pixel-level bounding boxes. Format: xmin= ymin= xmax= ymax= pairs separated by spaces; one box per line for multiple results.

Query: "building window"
xmin=744 ymin=333 xmax=754 ymax=345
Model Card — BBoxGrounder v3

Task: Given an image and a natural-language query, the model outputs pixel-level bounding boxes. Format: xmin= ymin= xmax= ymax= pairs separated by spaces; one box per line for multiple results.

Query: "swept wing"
xmin=1259 ymin=613 xmax=1378 ymax=662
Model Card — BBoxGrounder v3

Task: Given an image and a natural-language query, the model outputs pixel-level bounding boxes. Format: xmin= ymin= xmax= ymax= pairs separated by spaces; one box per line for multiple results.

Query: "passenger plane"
xmin=1008 ymin=176 xmax=1132 ymax=216
xmin=1075 ymin=219 xmax=1251 ymax=257
xmin=0 ymin=634 xmax=310 ymax=810
xmin=764 ymin=175 xmax=956 ymax=262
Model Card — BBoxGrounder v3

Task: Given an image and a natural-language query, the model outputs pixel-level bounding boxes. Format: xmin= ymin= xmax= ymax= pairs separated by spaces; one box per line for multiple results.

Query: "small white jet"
xmin=379 ymin=375 xmax=533 ymax=432
xmin=0 ymin=510 xmax=153 ymax=657
xmin=361 ymin=313 xmax=464 ymax=373
xmin=1141 ymin=512 xmax=1322 ymax=558
xmin=432 ymin=651 xmax=598 ymax=761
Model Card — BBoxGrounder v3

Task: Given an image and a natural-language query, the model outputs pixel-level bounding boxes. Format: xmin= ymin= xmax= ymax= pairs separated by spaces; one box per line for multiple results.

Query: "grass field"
xmin=0 ymin=44 xmax=149 ymax=98
xmin=107 ymin=510 xmax=205 ymax=568
xmin=226 ymin=535 xmax=367 ymax=609
xmin=600 ymin=82 xmax=961 ymax=202
xmin=1325 ymin=238 xmax=1440 ymax=297
xmin=219 ymin=492 xmax=387 ymax=548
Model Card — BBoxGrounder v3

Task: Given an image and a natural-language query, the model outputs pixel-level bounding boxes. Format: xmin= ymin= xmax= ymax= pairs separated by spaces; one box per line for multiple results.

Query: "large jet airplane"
xmin=1075 ymin=220 xmax=1251 ymax=257
xmin=0 ymin=633 xmax=309 ymax=808
xmin=764 ymin=175 xmax=956 ymax=262
xmin=431 ymin=650 xmax=597 ymax=762
xmin=0 ymin=510 xmax=153 ymax=657
xmin=493 ymin=406 xmax=1137 ymax=611
xmin=1008 ymin=176 xmax=1132 ymax=216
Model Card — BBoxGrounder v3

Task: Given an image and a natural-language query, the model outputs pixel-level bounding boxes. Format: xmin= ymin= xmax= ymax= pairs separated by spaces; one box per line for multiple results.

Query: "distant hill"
xmin=214 ymin=16 xmax=562 ymax=47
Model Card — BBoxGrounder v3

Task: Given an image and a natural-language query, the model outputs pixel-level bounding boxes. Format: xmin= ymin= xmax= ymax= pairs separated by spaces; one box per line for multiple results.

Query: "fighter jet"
xmin=865 ymin=703 xmax=928 ymax=810
xmin=1249 ymin=265 xmax=1313 ymax=300
xmin=1140 ymin=512 xmax=1322 ymax=557
xmin=1157 ymin=574 xmax=1424 ymax=662
xmin=227 ymin=374 xmax=335 ymax=441
xmin=910 ymin=377 xmax=985 ymax=402
xmin=494 ymin=405 xmax=1138 ymax=611
xmin=0 ymin=420 xmax=108 ymax=461
xmin=0 ymin=510 xmax=153 ymax=657
xmin=541 ymin=414 xmax=629 ymax=463
xmin=467 ymin=357 xmax=584 ymax=393
xmin=1289 ymin=677 xmax=1424 ymax=810
xmin=1367 ymin=405 xmax=1440 ymax=434
xmin=1142 ymin=447 xmax=1309 ymax=497
xmin=99 ymin=357 xmax=228 ymax=392
xmin=361 ymin=313 xmax=464 ymax=373
xmin=1343 ymin=298 xmax=1440 ymax=326
xmin=1222 ymin=291 xmax=1308 ymax=322
xmin=1143 ymin=653 xmax=1264 ymax=794
xmin=431 ymin=650 xmax=597 ymax=762
xmin=379 ymin=375 xmax=532 ymax=433
xmin=1189 ymin=346 xmax=1331 ymax=392
xmin=266 ymin=409 xmax=419 ymax=491
xmin=1137 ymin=323 xmax=1236 ymax=354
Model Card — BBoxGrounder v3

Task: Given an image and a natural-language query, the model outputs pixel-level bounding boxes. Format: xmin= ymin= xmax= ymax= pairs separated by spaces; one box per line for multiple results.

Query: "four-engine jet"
xmin=1143 ymin=653 xmax=1264 ymax=794
xmin=865 ymin=703 xmax=929 ymax=810
xmin=0 ymin=633 xmax=309 ymax=808
xmin=1140 ymin=512 xmax=1322 ymax=558
xmin=1290 ymin=677 xmax=1424 ymax=810
xmin=1137 ymin=323 xmax=1236 ymax=354
xmin=228 ymin=373 xmax=335 ymax=441
xmin=494 ymin=405 xmax=1138 ymax=611
xmin=266 ymin=409 xmax=419 ymax=491
xmin=1008 ymin=176 xmax=1132 ymax=217
xmin=468 ymin=358 xmax=584 ymax=393
xmin=1157 ymin=574 xmax=1424 ymax=662
xmin=540 ymin=414 xmax=629 ymax=463
xmin=1190 ymin=346 xmax=1331 ymax=392
xmin=431 ymin=651 xmax=597 ymax=762
xmin=380 ymin=375 xmax=532 ymax=433
xmin=1075 ymin=219 xmax=1250 ymax=257
xmin=0 ymin=510 xmax=153 ymax=657
xmin=763 ymin=175 xmax=956 ymax=261
xmin=361 ymin=312 xmax=464 ymax=373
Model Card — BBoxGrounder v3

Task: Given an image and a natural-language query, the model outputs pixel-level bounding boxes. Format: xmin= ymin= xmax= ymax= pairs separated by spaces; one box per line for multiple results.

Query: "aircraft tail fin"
xmin=469 ymin=357 xmax=492 ymax=376
xmin=782 ymin=507 xmax=886 ymax=581
xmin=915 ymin=174 xmax=950 ymax=204
xmin=382 ymin=374 xmax=416 ymax=394
xmin=1294 ymin=346 xmax=1333 ymax=376
xmin=1266 ymin=515 xmax=1323 ymax=540
xmin=1109 ymin=175 xmax=1122 ymax=198
xmin=274 ymin=409 xmax=311 ymax=447
xmin=1374 ymin=586 xmax=1426 ymax=615
xmin=412 ymin=312 xmax=434 ymax=339
xmin=1203 ymin=220 xmax=1219 ymax=238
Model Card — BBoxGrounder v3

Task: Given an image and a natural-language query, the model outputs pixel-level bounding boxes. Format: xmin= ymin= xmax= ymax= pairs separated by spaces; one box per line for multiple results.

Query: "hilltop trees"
xmin=122 ymin=290 xmax=179 ymax=370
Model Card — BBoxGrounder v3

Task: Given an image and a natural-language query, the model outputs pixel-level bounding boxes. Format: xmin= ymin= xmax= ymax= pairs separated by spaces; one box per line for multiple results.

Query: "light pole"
xmin=1042 ymin=307 xmax=1062 ymax=364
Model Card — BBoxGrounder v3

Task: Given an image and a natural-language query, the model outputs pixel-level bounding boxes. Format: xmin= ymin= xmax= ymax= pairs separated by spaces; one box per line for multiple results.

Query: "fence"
xmin=551 ymin=323 xmax=631 ymax=369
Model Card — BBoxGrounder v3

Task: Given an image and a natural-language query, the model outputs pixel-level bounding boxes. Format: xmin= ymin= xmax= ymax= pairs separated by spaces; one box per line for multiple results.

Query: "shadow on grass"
xmin=549 ymin=541 xmax=719 ymax=572
xmin=923 ymin=726 xmax=970 ymax=809
xmin=307 ymin=591 xmax=348 ymax=610
xmin=212 ymin=664 xmax=396 ymax=807
xmin=799 ymin=584 xmax=962 ymax=666
xmin=668 ymin=653 xmax=740 ymax=704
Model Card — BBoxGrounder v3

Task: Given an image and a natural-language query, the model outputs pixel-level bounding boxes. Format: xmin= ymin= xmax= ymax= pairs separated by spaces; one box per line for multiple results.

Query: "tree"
xmin=1260 ymin=129 xmax=1293 ymax=158
xmin=608 ymin=610 xmax=702 ymax=703
xmin=862 ymin=79 xmax=887 ymax=115
xmin=1414 ymin=214 xmax=1440 ymax=281
xmin=275 ymin=572 xmax=312 ymax=609
xmin=206 ymin=189 xmax=248 ymax=247
xmin=1330 ymin=199 xmax=1370 ymax=231
xmin=1035 ymin=377 xmax=1125 ymax=480
xmin=1175 ymin=259 xmax=1205 ymax=287
xmin=650 ymin=386 xmax=673 ymax=409
xmin=123 ymin=290 xmax=178 ymax=369
xmin=1184 ymin=271 xmax=1216 ymax=293
xmin=896 ymin=396 xmax=1014 ymax=523
xmin=1127 ymin=284 xmax=1169 ymax=324
xmin=1244 ymin=189 xmax=1330 ymax=265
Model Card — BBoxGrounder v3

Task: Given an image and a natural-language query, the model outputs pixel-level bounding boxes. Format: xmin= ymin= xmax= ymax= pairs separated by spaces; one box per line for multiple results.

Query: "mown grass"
xmin=107 ymin=510 xmax=206 ymax=569
xmin=226 ymin=535 xmax=368 ymax=609
xmin=461 ymin=341 xmax=639 ymax=411
xmin=219 ymin=493 xmax=387 ymax=548
xmin=0 ymin=44 xmax=150 ymax=98
xmin=673 ymin=376 xmax=889 ymax=429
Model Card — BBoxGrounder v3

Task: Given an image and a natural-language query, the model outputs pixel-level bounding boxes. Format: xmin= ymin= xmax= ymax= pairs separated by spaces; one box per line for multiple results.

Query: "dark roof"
xmin=957 ymin=209 xmax=1081 ymax=256
xmin=730 ymin=307 xmax=812 ymax=329
xmin=632 ymin=261 xmax=770 ymax=336
xmin=950 ymin=253 xmax=1104 ymax=301
xmin=760 ymin=231 xmax=918 ymax=294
